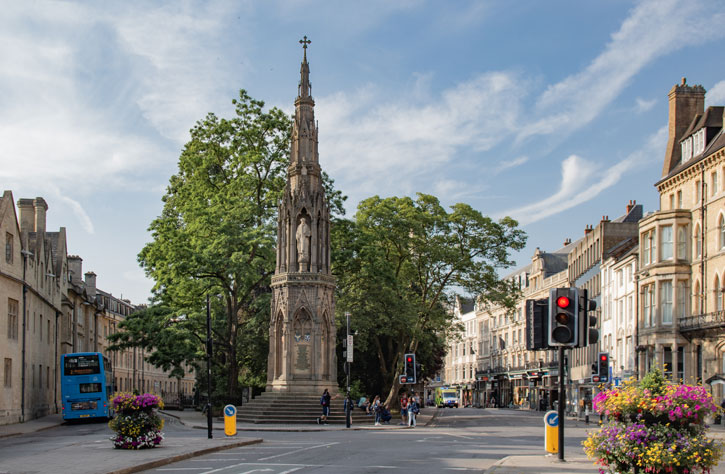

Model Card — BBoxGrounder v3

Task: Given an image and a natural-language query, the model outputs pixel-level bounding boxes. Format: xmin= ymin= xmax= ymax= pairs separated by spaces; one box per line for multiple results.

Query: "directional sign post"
xmin=346 ymin=335 xmax=354 ymax=362
xmin=223 ymin=404 xmax=237 ymax=437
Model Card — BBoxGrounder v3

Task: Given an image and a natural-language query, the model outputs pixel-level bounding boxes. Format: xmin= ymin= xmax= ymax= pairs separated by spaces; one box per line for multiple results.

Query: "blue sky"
xmin=2 ymin=0 xmax=725 ymax=304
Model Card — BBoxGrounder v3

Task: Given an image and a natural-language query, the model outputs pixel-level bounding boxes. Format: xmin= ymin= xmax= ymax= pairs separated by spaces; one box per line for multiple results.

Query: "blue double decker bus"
xmin=60 ymin=352 xmax=114 ymax=421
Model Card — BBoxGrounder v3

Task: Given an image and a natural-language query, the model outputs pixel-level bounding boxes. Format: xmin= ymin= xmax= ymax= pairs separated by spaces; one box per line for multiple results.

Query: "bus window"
xmin=64 ymin=355 xmax=100 ymax=375
xmin=79 ymin=383 xmax=102 ymax=393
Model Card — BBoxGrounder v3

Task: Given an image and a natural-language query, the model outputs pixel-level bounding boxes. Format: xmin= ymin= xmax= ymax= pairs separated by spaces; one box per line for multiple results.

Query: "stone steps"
xmin=235 ymin=391 xmax=375 ymax=425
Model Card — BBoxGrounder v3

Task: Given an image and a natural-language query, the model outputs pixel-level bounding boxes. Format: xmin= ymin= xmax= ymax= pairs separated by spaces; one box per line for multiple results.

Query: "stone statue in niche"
xmin=296 ymin=216 xmax=311 ymax=264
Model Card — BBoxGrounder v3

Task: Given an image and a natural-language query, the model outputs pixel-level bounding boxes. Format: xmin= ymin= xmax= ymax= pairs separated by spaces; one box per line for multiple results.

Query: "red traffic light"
xmin=407 ymin=356 xmax=413 ymax=362
xmin=556 ymin=296 xmax=570 ymax=308
xmin=600 ymin=354 xmax=608 ymax=361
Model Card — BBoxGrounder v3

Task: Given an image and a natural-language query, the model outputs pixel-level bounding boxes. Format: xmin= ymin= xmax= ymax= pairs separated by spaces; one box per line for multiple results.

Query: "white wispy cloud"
xmin=0 ymin=0 xmax=243 ymax=232
xmin=502 ymin=127 xmax=667 ymax=225
xmin=494 ymin=156 xmax=529 ymax=174
xmin=706 ymin=80 xmax=725 ymax=106
xmin=519 ymin=0 xmax=725 ymax=142
xmin=635 ymin=97 xmax=657 ymax=113
xmin=317 ymin=71 xmax=528 ymax=204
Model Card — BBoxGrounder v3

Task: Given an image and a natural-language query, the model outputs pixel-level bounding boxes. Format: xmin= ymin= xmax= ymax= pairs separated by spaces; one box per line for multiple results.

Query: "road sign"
xmin=223 ymin=404 xmax=237 ymax=436
xmin=347 ymin=335 xmax=353 ymax=362
xmin=544 ymin=410 xmax=559 ymax=453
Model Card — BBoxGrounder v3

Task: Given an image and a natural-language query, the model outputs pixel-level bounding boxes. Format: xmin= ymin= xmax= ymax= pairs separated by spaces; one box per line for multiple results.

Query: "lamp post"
xmin=345 ymin=312 xmax=352 ymax=428
xmin=206 ymin=294 xmax=213 ymax=439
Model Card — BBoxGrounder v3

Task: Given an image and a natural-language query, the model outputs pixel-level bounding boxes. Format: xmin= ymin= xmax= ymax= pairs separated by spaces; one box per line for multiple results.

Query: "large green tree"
xmin=137 ymin=90 xmax=292 ymax=399
xmin=332 ymin=193 xmax=526 ymax=406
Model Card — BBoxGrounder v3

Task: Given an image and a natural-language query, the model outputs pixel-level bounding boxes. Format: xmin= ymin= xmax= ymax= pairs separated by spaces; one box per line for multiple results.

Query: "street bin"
xmin=224 ymin=404 xmax=237 ymax=436
xmin=544 ymin=410 xmax=558 ymax=454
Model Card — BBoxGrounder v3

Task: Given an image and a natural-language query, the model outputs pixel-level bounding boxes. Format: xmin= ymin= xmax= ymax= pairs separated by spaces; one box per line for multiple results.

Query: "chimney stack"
xmin=663 ymin=78 xmax=705 ymax=177
xmin=84 ymin=271 xmax=97 ymax=299
xmin=67 ymin=255 xmax=82 ymax=283
xmin=17 ymin=198 xmax=34 ymax=233
xmin=33 ymin=197 xmax=48 ymax=234
xmin=626 ymin=200 xmax=637 ymax=214
xmin=563 ymin=238 xmax=572 ymax=246
xmin=584 ymin=225 xmax=593 ymax=234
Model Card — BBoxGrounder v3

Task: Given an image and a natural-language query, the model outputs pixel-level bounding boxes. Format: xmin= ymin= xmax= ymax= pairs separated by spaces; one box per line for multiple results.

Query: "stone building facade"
xmin=637 ymin=79 xmax=725 ymax=398
xmin=443 ymin=297 xmax=477 ymax=405
xmin=0 ymin=193 xmax=193 ymax=426
xmin=267 ymin=42 xmax=337 ymax=393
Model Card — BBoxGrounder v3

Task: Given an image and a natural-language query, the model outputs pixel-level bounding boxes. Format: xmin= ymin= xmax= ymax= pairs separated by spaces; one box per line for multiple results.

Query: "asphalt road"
xmin=139 ymin=408 xmax=594 ymax=474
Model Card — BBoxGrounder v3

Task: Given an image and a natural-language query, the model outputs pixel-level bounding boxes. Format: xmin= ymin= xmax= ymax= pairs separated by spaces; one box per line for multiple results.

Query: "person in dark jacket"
xmin=317 ymin=389 xmax=332 ymax=424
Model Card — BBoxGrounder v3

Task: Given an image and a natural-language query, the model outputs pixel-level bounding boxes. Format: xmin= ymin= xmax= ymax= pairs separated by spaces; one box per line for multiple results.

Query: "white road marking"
xmin=190 ymin=459 xmax=244 ymax=462
xmin=278 ymin=468 xmax=304 ymax=474
xmin=156 ymin=469 xmax=211 ymax=471
xmin=257 ymin=442 xmax=339 ymax=461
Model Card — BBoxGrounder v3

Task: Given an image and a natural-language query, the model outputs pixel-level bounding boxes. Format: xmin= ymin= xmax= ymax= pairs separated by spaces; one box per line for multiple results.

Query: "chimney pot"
xmin=33 ymin=197 xmax=48 ymax=234
xmin=17 ymin=198 xmax=34 ymax=234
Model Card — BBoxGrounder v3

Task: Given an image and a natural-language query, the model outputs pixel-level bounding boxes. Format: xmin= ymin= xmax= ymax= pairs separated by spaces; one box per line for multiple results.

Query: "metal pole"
xmin=207 ymin=294 xmax=213 ymax=439
xmin=346 ymin=312 xmax=350 ymax=394
xmin=558 ymin=346 xmax=565 ymax=461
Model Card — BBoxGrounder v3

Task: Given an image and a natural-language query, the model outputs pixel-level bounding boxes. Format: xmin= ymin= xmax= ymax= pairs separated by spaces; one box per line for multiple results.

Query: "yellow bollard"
xmin=544 ymin=410 xmax=558 ymax=453
xmin=224 ymin=404 xmax=237 ymax=437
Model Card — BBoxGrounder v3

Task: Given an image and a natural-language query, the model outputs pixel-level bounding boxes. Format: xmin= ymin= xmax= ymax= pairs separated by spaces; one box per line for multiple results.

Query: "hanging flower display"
xmin=108 ymin=392 xmax=165 ymax=449
xmin=583 ymin=369 xmax=723 ymax=474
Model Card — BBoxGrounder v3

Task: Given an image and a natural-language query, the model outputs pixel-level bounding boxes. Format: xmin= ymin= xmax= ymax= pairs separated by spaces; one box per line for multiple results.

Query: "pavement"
xmin=1 ymin=409 xmax=724 ymax=473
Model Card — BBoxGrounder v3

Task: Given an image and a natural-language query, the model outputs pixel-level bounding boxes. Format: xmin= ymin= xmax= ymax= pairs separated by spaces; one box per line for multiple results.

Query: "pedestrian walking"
xmin=317 ymin=388 xmax=333 ymax=425
xmin=408 ymin=396 xmax=419 ymax=427
xmin=344 ymin=392 xmax=353 ymax=428
xmin=400 ymin=393 xmax=408 ymax=425
xmin=372 ymin=395 xmax=381 ymax=426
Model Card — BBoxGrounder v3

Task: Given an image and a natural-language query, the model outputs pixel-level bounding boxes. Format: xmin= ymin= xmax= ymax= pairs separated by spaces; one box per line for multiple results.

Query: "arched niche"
xmin=292 ymin=308 xmax=313 ymax=377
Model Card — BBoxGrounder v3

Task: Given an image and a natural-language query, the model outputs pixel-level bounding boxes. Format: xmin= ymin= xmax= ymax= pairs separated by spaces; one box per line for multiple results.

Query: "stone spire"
xmin=298 ymin=35 xmax=311 ymax=99
xmin=290 ymin=36 xmax=319 ymax=174
xmin=267 ymin=37 xmax=337 ymax=393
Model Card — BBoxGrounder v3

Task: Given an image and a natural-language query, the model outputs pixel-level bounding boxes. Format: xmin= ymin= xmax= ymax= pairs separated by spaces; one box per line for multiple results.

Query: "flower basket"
xmin=109 ymin=392 xmax=165 ymax=449
xmin=583 ymin=369 xmax=723 ymax=474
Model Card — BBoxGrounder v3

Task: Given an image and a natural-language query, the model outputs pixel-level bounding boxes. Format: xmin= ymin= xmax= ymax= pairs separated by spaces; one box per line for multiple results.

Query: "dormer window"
xmin=682 ymin=137 xmax=693 ymax=162
xmin=694 ymin=129 xmax=706 ymax=156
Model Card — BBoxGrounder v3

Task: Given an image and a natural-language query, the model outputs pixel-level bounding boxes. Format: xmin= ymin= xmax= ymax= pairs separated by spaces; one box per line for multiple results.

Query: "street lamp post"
xmin=345 ymin=312 xmax=351 ymax=428
xmin=206 ymin=294 xmax=213 ymax=439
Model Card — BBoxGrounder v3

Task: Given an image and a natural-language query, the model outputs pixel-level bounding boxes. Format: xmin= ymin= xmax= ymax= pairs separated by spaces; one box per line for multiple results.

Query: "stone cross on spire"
xmin=297 ymin=36 xmax=312 ymax=98
xmin=299 ymin=35 xmax=311 ymax=60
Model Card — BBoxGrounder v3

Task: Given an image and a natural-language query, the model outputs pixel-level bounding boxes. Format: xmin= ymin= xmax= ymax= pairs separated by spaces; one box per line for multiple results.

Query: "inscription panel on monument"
xmin=294 ymin=331 xmax=312 ymax=374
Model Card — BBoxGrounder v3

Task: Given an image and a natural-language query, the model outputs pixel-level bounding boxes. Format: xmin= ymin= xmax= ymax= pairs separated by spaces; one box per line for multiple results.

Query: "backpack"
xmin=320 ymin=396 xmax=325 ymax=406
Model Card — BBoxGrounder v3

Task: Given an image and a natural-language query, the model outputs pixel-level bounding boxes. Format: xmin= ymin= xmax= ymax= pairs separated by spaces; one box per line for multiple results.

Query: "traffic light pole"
xmin=558 ymin=346 xmax=565 ymax=461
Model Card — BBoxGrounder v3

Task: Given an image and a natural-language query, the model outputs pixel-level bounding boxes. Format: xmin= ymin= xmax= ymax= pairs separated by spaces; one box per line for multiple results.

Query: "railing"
xmin=680 ymin=310 xmax=725 ymax=332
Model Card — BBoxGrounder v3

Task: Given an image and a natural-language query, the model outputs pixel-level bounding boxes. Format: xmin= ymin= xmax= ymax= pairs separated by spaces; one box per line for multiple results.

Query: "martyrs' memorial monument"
xmin=266 ymin=37 xmax=337 ymax=393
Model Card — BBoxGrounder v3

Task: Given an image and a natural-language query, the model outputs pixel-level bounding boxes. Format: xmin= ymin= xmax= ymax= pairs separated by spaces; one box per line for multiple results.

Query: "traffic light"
xmin=578 ymin=288 xmax=599 ymax=347
xmin=598 ymin=352 xmax=610 ymax=383
xmin=548 ymin=288 xmax=579 ymax=347
xmin=404 ymin=353 xmax=416 ymax=384
xmin=526 ymin=298 xmax=549 ymax=350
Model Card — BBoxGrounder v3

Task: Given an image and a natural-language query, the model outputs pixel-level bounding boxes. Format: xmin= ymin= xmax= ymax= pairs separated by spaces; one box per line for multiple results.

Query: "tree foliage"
xmin=136 ymin=90 xmax=291 ymax=399
xmin=331 ymin=193 xmax=526 ymax=405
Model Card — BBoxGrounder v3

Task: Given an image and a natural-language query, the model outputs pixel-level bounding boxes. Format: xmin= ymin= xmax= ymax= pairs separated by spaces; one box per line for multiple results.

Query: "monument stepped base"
xmin=236 ymin=391 xmax=375 ymax=425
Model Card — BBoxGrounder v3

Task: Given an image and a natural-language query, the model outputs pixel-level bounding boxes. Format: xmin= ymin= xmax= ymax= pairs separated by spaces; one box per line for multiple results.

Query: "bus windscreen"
xmin=64 ymin=355 xmax=101 ymax=375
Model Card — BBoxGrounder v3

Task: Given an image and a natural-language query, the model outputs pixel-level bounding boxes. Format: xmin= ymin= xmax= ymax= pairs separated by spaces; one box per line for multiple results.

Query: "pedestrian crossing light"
xmin=598 ymin=352 xmax=610 ymax=383
xmin=404 ymin=353 xmax=416 ymax=384
xmin=578 ymin=288 xmax=599 ymax=347
xmin=548 ymin=288 xmax=579 ymax=347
